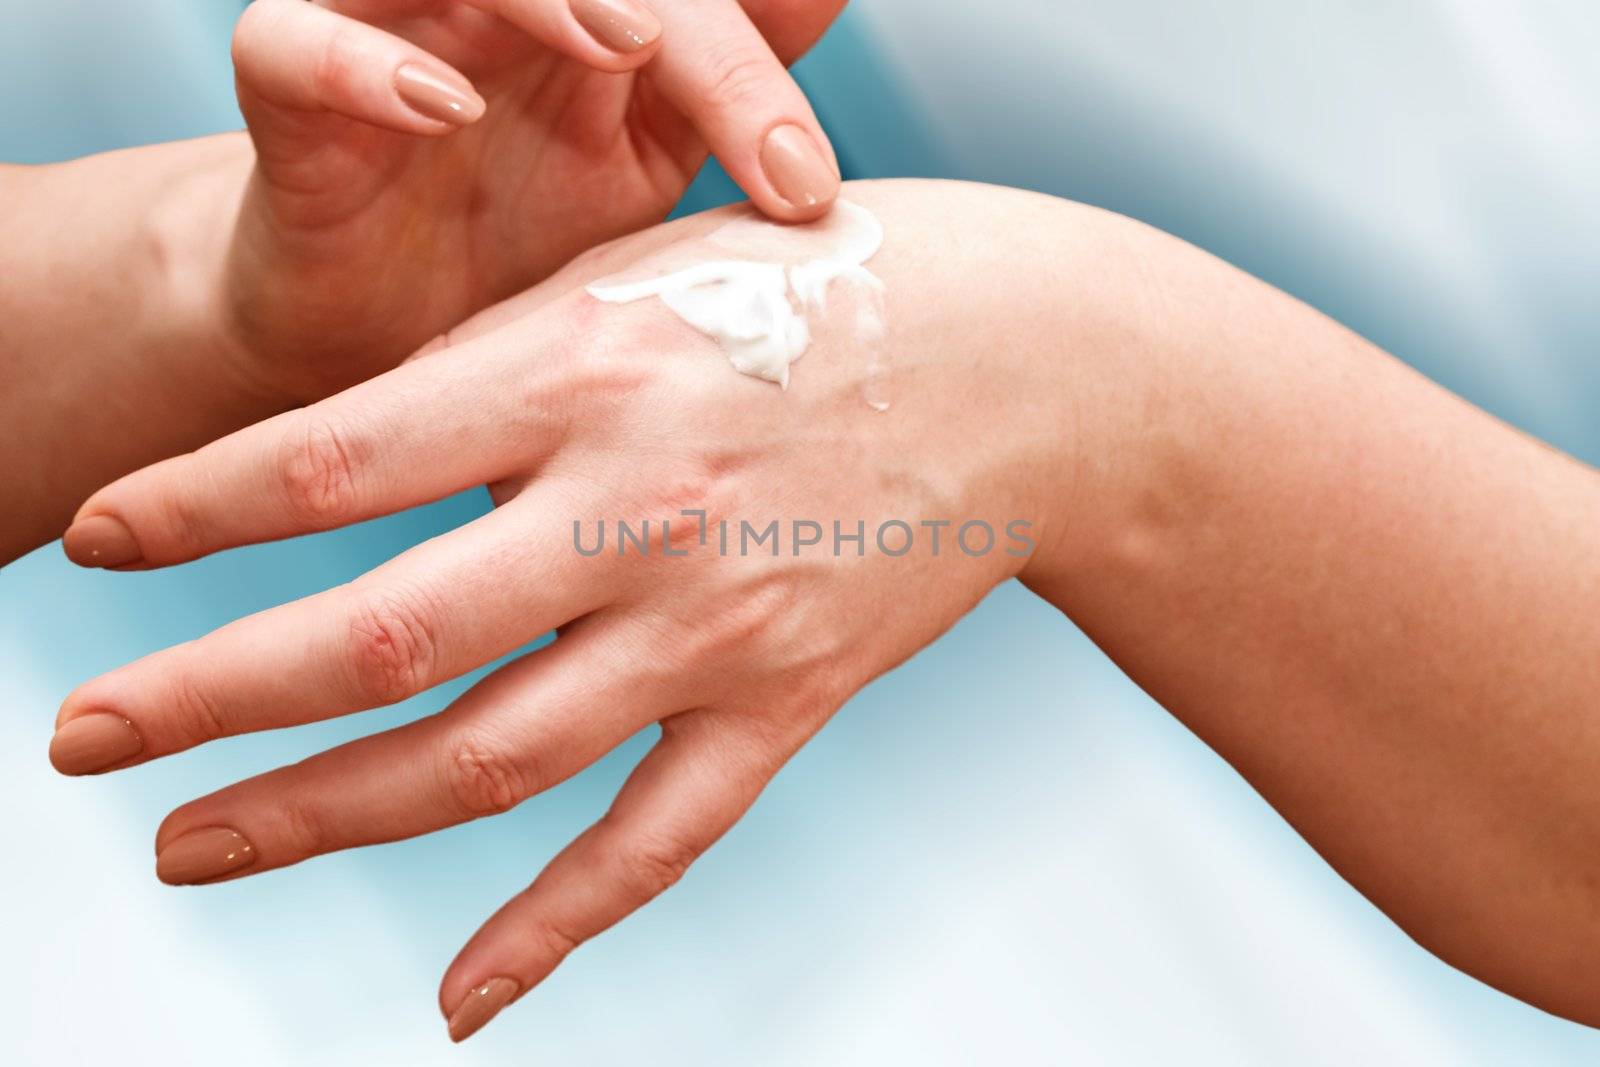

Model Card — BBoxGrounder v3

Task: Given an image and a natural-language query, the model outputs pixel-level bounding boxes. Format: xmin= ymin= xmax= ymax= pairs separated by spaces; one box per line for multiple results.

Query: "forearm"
xmin=1021 ymin=199 xmax=1600 ymax=1023
xmin=46 ymin=175 xmax=1600 ymax=1034
xmin=0 ymin=134 xmax=286 ymax=564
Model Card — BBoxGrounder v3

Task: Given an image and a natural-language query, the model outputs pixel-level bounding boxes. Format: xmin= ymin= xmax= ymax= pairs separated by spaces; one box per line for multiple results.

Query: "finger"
xmin=472 ymin=0 xmax=663 ymax=72
xmin=438 ymin=708 xmax=787 ymax=1042
xmin=61 ymin=317 xmax=575 ymax=570
xmin=740 ymin=0 xmax=848 ymax=66
xmin=50 ymin=476 xmax=614 ymax=775
xmin=149 ymin=614 xmax=674 ymax=886
xmin=649 ymin=0 xmax=841 ymax=222
xmin=234 ymin=0 xmax=486 ymax=137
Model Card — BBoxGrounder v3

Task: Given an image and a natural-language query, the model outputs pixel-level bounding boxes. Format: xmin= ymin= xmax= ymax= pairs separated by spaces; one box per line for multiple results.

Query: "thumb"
xmin=233 ymin=0 xmax=487 ymax=158
xmin=648 ymin=0 xmax=842 ymax=222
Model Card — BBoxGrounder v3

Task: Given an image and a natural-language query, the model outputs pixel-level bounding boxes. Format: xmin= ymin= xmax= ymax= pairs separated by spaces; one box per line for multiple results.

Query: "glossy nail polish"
xmin=156 ymin=828 xmax=256 ymax=885
xmin=49 ymin=713 xmax=143 ymax=775
xmin=571 ymin=0 xmax=661 ymax=54
xmin=760 ymin=124 xmax=839 ymax=210
xmin=62 ymin=514 xmax=142 ymax=568
xmin=395 ymin=64 xmax=486 ymax=127
xmin=447 ymin=977 xmax=519 ymax=1042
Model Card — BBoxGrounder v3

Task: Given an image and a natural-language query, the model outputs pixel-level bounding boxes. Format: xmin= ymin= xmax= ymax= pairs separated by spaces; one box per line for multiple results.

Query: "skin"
xmin=0 ymin=0 xmax=844 ymax=564
xmin=54 ymin=180 xmax=1600 ymax=1036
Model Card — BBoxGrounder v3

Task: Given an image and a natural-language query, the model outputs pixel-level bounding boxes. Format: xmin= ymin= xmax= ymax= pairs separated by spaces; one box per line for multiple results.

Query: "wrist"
xmin=960 ymin=194 xmax=1182 ymax=601
xmin=1003 ymin=199 xmax=1299 ymax=614
xmin=144 ymin=134 xmax=292 ymax=412
xmin=862 ymin=181 xmax=1160 ymax=592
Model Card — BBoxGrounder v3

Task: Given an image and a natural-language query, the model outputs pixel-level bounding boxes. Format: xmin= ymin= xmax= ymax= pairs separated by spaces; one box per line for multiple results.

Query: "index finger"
xmin=61 ymin=318 xmax=572 ymax=570
xmin=648 ymin=0 xmax=842 ymax=221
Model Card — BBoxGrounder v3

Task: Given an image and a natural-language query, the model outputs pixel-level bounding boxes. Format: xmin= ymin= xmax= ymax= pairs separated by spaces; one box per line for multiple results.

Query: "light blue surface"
xmin=4 ymin=1 xmax=1600 ymax=1063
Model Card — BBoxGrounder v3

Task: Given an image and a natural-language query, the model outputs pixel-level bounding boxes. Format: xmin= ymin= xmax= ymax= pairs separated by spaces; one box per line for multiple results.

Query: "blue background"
xmin=4 ymin=1 xmax=1600 ymax=1062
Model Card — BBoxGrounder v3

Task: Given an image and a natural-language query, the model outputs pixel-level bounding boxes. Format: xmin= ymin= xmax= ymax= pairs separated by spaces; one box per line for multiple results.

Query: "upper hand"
xmin=223 ymin=0 xmax=845 ymax=401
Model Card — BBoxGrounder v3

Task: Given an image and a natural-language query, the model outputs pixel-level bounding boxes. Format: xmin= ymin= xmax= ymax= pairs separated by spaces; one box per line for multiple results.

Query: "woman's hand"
xmin=51 ymin=181 xmax=1093 ymax=1040
xmin=55 ymin=179 xmax=1600 ymax=1034
xmin=0 ymin=0 xmax=844 ymax=564
xmin=222 ymin=0 xmax=845 ymax=402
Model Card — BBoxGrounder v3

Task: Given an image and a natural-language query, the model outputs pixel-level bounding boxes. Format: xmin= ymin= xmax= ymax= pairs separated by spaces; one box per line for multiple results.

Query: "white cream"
xmin=586 ymin=200 xmax=888 ymax=402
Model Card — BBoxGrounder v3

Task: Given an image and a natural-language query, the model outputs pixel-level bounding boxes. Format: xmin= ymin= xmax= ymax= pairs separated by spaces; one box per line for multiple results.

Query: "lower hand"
xmin=52 ymin=180 xmax=1092 ymax=1039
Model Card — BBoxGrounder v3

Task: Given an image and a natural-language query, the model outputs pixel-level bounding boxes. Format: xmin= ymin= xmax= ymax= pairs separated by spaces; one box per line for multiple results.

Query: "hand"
xmin=52 ymin=181 xmax=1089 ymax=1039
xmin=50 ymin=179 xmax=1600 ymax=1036
xmin=223 ymin=0 xmax=845 ymax=402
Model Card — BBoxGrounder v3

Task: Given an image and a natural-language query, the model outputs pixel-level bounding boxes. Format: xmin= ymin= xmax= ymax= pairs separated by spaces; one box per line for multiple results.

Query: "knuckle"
xmin=529 ymin=917 xmax=584 ymax=965
xmin=702 ymin=46 xmax=776 ymax=112
xmin=343 ymin=587 xmax=440 ymax=705
xmin=650 ymin=451 xmax=739 ymax=521
xmin=278 ymin=795 xmax=330 ymax=859
xmin=793 ymin=659 xmax=851 ymax=718
xmin=512 ymin=295 xmax=648 ymax=435
xmin=614 ymin=827 xmax=702 ymax=901
xmin=682 ymin=573 xmax=799 ymax=668
xmin=277 ymin=412 xmax=361 ymax=528
xmin=755 ymin=665 xmax=848 ymax=751
xmin=170 ymin=670 xmax=231 ymax=744
xmin=312 ymin=22 xmax=365 ymax=98
xmin=564 ymin=305 xmax=659 ymax=400
xmin=441 ymin=731 xmax=531 ymax=818
xmin=152 ymin=465 xmax=211 ymax=558
xmin=231 ymin=2 xmax=273 ymax=70
xmin=602 ymin=451 xmax=742 ymax=562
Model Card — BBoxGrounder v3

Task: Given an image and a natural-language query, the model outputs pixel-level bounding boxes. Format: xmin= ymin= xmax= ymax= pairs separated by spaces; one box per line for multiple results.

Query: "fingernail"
xmin=447 ymin=977 xmax=519 ymax=1043
xmin=760 ymin=124 xmax=839 ymax=211
xmin=62 ymin=514 xmax=142 ymax=568
xmin=571 ymin=0 xmax=661 ymax=54
xmin=157 ymin=827 xmax=256 ymax=885
xmin=49 ymin=713 xmax=143 ymax=775
xmin=395 ymin=64 xmax=486 ymax=127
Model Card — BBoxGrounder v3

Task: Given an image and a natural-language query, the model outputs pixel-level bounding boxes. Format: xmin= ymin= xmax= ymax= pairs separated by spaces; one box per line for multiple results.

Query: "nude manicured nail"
xmin=157 ymin=828 xmax=256 ymax=885
xmin=395 ymin=64 xmax=486 ymax=127
xmin=760 ymin=124 xmax=839 ymax=210
xmin=49 ymin=713 xmax=143 ymax=775
xmin=571 ymin=0 xmax=661 ymax=54
xmin=62 ymin=514 xmax=142 ymax=568
xmin=447 ymin=977 xmax=519 ymax=1042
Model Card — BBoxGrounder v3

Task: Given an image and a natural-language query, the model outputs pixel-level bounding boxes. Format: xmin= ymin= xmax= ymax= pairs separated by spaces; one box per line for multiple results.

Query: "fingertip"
xmin=155 ymin=827 xmax=258 ymax=886
xmin=62 ymin=513 xmax=143 ymax=569
xmin=756 ymin=122 xmax=841 ymax=221
xmin=569 ymin=0 xmax=663 ymax=68
xmin=235 ymin=0 xmax=490 ymax=138
xmin=48 ymin=713 xmax=144 ymax=776
xmin=444 ymin=976 xmax=520 ymax=1043
xmin=153 ymin=807 xmax=185 ymax=854
xmin=494 ymin=0 xmax=661 ymax=75
xmin=394 ymin=64 xmax=487 ymax=130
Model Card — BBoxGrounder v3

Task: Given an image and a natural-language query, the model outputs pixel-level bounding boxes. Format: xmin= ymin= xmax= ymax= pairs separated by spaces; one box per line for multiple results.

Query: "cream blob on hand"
xmin=585 ymin=200 xmax=888 ymax=405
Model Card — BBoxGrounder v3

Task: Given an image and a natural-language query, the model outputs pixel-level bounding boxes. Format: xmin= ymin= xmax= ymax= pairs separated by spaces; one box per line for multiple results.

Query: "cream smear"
xmin=585 ymin=200 xmax=889 ymax=408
